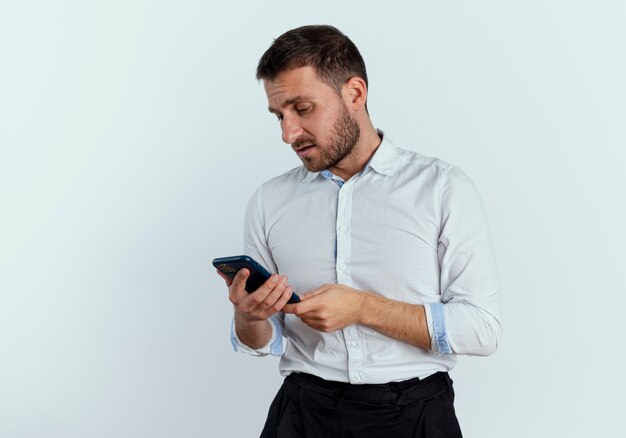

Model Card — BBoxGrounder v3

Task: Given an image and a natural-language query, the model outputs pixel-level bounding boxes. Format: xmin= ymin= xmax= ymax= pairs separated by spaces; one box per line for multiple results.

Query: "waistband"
xmin=285 ymin=371 xmax=450 ymax=402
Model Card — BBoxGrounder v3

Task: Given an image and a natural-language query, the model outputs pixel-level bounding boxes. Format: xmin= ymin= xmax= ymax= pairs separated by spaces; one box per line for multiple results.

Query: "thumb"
xmin=231 ymin=268 xmax=250 ymax=292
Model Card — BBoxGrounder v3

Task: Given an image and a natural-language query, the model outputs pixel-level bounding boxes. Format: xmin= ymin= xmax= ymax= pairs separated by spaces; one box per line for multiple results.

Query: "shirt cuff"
xmin=425 ymin=303 xmax=452 ymax=354
xmin=230 ymin=316 xmax=284 ymax=356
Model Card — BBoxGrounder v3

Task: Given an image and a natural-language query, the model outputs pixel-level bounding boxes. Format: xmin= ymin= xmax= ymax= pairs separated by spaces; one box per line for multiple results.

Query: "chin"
xmin=301 ymin=159 xmax=323 ymax=172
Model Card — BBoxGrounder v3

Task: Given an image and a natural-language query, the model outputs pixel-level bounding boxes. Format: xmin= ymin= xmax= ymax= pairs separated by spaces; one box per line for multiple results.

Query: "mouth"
xmin=294 ymin=144 xmax=315 ymax=158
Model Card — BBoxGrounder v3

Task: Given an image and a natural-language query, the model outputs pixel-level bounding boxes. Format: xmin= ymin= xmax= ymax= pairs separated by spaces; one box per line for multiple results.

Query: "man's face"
xmin=264 ymin=66 xmax=360 ymax=173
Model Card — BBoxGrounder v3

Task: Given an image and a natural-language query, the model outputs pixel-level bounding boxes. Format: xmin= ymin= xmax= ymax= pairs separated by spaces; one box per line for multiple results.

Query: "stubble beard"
xmin=297 ymin=105 xmax=361 ymax=173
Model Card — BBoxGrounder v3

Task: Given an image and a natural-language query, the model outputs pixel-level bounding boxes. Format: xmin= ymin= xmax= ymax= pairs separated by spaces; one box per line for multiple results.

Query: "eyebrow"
xmin=267 ymin=95 xmax=314 ymax=114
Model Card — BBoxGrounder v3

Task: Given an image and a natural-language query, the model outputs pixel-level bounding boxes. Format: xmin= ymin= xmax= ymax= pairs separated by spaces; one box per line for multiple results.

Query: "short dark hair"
xmin=256 ymin=25 xmax=368 ymax=94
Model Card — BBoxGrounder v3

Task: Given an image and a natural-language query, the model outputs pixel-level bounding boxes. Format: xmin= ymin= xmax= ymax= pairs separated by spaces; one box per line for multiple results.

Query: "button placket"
xmin=336 ymin=181 xmax=363 ymax=383
xmin=335 ymin=182 xmax=353 ymax=285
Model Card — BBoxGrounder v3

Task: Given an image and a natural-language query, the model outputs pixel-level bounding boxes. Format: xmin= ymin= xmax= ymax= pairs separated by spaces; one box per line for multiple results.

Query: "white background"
xmin=1 ymin=1 xmax=625 ymax=437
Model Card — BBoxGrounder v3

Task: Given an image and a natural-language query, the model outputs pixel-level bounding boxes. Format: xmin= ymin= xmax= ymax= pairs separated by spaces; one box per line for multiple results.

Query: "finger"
xmin=257 ymin=275 xmax=289 ymax=311
xmin=261 ymin=285 xmax=294 ymax=317
xmin=300 ymin=317 xmax=328 ymax=332
xmin=283 ymin=293 xmax=322 ymax=315
xmin=282 ymin=302 xmax=297 ymax=314
xmin=242 ymin=274 xmax=281 ymax=309
xmin=298 ymin=287 xmax=327 ymax=300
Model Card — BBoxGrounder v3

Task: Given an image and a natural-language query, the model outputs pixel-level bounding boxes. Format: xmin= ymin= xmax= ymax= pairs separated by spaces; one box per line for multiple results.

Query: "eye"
xmin=274 ymin=113 xmax=283 ymax=122
xmin=295 ymin=104 xmax=312 ymax=115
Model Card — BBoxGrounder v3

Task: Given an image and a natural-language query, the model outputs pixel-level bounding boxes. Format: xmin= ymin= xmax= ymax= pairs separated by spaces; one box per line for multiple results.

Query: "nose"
xmin=281 ymin=115 xmax=303 ymax=145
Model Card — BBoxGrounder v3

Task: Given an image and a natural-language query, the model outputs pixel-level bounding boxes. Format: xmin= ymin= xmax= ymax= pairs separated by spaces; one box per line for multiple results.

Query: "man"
xmin=219 ymin=25 xmax=501 ymax=437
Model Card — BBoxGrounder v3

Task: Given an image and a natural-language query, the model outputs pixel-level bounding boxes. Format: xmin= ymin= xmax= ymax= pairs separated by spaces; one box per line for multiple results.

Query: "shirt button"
xmin=351 ymin=373 xmax=362 ymax=382
xmin=338 ymin=225 xmax=345 ymax=232
xmin=339 ymin=263 xmax=346 ymax=270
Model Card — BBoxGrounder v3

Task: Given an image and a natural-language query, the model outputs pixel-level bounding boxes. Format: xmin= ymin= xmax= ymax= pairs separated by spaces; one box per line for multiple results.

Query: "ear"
xmin=343 ymin=76 xmax=368 ymax=111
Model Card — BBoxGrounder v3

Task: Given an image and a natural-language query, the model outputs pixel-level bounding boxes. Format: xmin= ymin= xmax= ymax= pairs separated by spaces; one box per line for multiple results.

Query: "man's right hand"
xmin=219 ymin=268 xmax=294 ymax=321
xmin=218 ymin=268 xmax=293 ymax=349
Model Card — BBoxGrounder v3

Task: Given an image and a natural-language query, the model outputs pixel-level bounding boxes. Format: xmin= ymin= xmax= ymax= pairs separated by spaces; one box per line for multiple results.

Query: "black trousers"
xmin=260 ymin=372 xmax=463 ymax=438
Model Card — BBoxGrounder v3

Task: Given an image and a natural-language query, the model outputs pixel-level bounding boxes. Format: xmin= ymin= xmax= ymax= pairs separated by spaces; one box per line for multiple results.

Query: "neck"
xmin=330 ymin=123 xmax=381 ymax=181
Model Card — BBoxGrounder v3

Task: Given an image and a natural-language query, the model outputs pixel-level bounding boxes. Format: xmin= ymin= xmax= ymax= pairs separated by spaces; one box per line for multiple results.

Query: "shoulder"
xmin=390 ymin=143 xmax=462 ymax=183
xmin=254 ymin=166 xmax=310 ymax=200
xmin=247 ymin=165 xmax=309 ymax=208
xmin=258 ymin=165 xmax=308 ymax=191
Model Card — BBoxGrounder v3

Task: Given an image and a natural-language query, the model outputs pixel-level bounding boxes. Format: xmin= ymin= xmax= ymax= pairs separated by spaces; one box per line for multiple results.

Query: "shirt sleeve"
xmin=230 ymin=314 xmax=284 ymax=356
xmin=428 ymin=166 xmax=502 ymax=356
xmin=229 ymin=186 xmax=286 ymax=357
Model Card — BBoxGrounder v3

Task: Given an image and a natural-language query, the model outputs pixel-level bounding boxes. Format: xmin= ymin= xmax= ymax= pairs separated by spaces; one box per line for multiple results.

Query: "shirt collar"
xmin=366 ymin=130 xmax=397 ymax=177
xmin=301 ymin=129 xmax=399 ymax=182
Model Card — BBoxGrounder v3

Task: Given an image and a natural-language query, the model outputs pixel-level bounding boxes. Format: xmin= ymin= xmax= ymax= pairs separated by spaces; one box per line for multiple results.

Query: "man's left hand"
xmin=283 ymin=284 xmax=369 ymax=332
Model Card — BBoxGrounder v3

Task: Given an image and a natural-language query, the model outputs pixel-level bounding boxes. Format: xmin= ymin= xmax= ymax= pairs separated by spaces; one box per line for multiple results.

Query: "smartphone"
xmin=212 ymin=255 xmax=300 ymax=304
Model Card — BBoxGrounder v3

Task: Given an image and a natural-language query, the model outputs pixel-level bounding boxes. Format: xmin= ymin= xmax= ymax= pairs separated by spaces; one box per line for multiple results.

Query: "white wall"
xmin=1 ymin=1 xmax=624 ymax=437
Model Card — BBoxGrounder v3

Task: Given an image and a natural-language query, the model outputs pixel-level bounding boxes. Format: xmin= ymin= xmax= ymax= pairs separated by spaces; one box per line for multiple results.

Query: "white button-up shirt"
xmin=231 ymin=132 xmax=501 ymax=384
